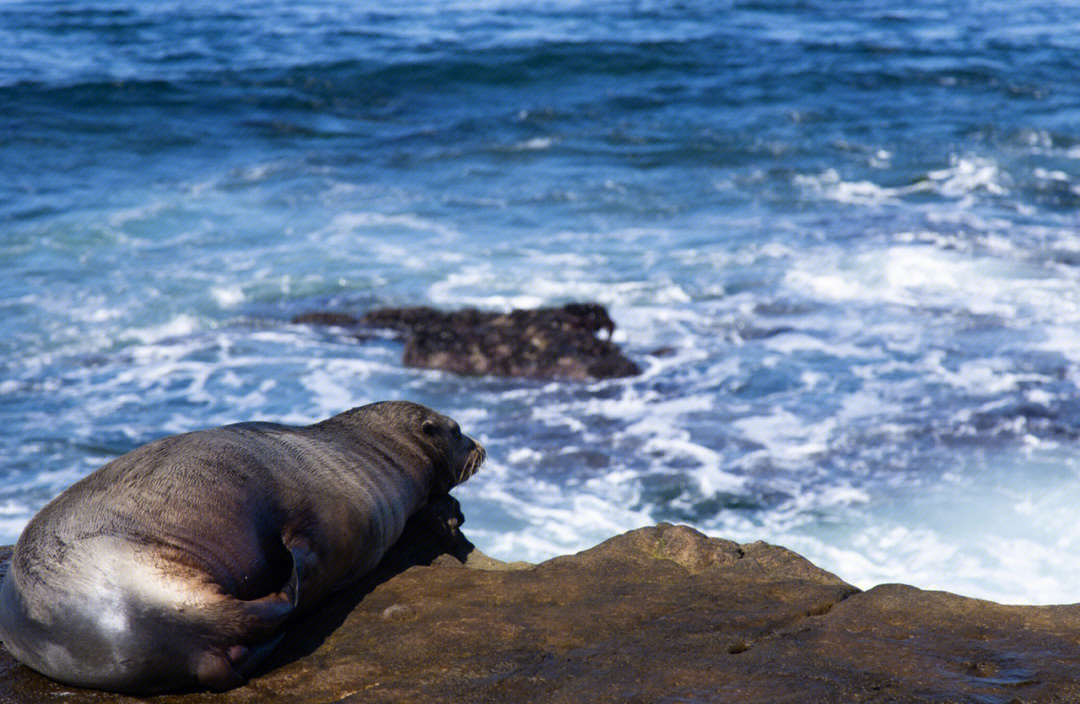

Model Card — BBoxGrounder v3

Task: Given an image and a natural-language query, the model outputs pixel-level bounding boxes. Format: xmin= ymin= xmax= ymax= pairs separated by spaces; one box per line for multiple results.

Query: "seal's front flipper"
xmin=283 ymin=540 xmax=319 ymax=610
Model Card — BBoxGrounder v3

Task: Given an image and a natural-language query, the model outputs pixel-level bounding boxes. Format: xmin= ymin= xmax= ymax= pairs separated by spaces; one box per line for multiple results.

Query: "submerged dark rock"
xmin=292 ymin=303 xmax=641 ymax=381
xmin=289 ymin=311 xmax=362 ymax=327
xmin=4 ymin=511 xmax=1080 ymax=702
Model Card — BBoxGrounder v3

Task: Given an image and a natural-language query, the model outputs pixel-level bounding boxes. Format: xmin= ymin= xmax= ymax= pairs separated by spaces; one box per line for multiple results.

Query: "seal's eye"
xmin=450 ymin=421 xmax=461 ymax=436
xmin=421 ymin=420 xmax=440 ymax=436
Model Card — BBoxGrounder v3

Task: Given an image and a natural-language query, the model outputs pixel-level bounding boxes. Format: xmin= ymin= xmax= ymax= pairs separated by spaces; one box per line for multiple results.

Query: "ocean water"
xmin=4 ymin=0 xmax=1080 ymax=605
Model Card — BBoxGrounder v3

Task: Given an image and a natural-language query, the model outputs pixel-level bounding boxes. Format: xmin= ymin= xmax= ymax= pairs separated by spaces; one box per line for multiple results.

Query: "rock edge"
xmin=2 ymin=503 xmax=1079 ymax=703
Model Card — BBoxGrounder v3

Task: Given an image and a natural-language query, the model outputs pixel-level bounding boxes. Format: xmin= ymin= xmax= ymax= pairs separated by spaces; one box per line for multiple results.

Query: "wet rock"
xmin=3 ymin=519 xmax=1080 ymax=703
xmin=289 ymin=311 xmax=361 ymax=327
xmin=647 ymin=345 xmax=678 ymax=357
xmin=292 ymin=303 xmax=641 ymax=381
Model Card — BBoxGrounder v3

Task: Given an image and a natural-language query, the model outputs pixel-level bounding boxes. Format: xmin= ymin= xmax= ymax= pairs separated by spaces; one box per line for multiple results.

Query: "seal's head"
xmin=419 ymin=409 xmax=486 ymax=493
xmin=348 ymin=401 xmax=485 ymax=493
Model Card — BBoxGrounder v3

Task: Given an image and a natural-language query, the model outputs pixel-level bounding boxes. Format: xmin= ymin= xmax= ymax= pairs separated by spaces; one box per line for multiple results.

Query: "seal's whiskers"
xmin=458 ymin=444 xmax=486 ymax=485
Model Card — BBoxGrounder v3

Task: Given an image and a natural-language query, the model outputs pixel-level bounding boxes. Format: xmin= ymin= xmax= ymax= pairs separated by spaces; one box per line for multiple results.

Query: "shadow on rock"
xmin=256 ymin=494 xmax=476 ymax=676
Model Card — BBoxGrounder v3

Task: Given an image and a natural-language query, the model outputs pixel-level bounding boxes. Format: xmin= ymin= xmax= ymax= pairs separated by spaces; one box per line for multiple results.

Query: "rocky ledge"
xmin=3 ymin=498 xmax=1080 ymax=703
xmin=292 ymin=303 xmax=641 ymax=381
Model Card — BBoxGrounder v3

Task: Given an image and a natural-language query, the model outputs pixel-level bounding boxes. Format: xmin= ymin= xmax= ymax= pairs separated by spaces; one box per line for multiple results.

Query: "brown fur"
xmin=0 ymin=401 xmax=484 ymax=694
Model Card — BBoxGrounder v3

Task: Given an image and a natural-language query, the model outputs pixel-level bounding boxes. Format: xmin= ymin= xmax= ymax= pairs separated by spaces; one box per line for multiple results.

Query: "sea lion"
xmin=0 ymin=401 xmax=485 ymax=694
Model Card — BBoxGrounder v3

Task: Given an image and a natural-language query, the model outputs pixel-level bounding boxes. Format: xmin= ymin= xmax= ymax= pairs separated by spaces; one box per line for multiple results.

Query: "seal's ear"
xmin=422 ymin=419 xmax=439 ymax=436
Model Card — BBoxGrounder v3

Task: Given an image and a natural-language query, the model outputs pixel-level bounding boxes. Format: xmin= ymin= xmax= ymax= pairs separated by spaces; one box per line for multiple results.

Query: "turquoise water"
xmin=4 ymin=1 xmax=1080 ymax=604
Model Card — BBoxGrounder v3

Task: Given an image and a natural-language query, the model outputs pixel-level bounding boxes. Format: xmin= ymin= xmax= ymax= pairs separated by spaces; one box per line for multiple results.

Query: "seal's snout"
xmin=458 ymin=438 xmax=485 ymax=485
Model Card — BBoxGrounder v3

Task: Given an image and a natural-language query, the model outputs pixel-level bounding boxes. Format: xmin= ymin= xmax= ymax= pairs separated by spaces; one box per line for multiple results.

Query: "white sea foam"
xmin=511 ymin=137 xmax=556 ymax=151
xmin=210 ymin=285 xmax=245 ymax=308
xmin=321 ymin=211 xmax=461 ymax=242
xmin=784 ymin=243 xmax=1078 ymax=323
xmin=794 ymin=155 xmax=1008 ymax=207
xmin=122 ymin=314 xmax=204 ymax=345
xmin=0 ymin=515 xmax=28 ymax=543
xmin=234 ymin=161 xmax=283 ymax=183
xmin=429 ymin=263 xmax=692 ymax=312
xmin=1033 ymin=167 xmax=1070 ymax=183
xmin=507 ymin=447 xmax=543 ymax=464
xmin=299 ymin=362 xmax=383 ymax=420
xmin=641 ymin=435 xmax=745 ymax=495
xmin=761 ymin=331 xmax=870 ymax=359
xmin=429 ymin=267 xmax=547 ymax=310
xmin=836 ymin=388 xmax=897 ymax=422
xmin=793 ymin=168 xmax=930 ymax=205
xmin=1038 ymin=324 xmax=1080 ymax=364
xmin=107 ymin=200 xmax=170 ymax=228
xmin=731 ymin=410 xmax=834 ymax=465
xmin=455 ymin=463 xmax=653 ymax=563
xmin=0 ymin=500 xmax=25 ymax=519
xmin=926 ymin=155 xmax=1007 ymax=198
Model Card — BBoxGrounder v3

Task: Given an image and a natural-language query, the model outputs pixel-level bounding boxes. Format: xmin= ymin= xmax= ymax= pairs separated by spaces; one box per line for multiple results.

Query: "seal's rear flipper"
xmin=193 ymin=591 xmax=293 ymax=691
xmin=229 ymin=632 xmax=287 ymax=678
xmin=238 ymin=588 xmax=295 ymax=638
xmin=192 ymin=632 xmax=285 ymax=690
xmin=194 ymin=542 xmax=315 ymax=690
xmin=195 ymin=651 xmax=246 ymax=691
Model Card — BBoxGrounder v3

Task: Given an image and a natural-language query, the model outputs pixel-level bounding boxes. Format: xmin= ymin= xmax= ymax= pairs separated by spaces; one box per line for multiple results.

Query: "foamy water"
xmin=5 ymin=0 xmax=1080 ymax=605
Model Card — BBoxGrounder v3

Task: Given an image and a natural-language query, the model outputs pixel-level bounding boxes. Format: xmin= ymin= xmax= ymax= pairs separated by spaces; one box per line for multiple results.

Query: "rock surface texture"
xmin=292 ymin=303 xmax=641 ymax=381
xmin=3 ymin=502 xmax=1080 ymax=703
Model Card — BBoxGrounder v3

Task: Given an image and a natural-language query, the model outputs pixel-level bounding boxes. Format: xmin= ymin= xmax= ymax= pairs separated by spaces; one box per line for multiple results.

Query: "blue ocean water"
xmin=4 ymin=1 xmax=1080 ymax=604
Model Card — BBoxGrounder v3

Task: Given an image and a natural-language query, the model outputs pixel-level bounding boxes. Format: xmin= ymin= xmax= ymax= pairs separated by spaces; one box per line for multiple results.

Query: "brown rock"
xmin=291 ymin=303 xmax=641 ymax=381
xmin=3 ymin=512 xmax=1080 ymax=703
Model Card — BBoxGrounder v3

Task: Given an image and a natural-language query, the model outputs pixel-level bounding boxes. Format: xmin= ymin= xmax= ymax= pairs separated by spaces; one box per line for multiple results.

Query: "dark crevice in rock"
xmin=727 ymin=640 xmax=752 ymax=655
xmin=721 ymin=588 xmax=860 ymax=659
xmin=805 ymin=588 xmax=856 ymax=618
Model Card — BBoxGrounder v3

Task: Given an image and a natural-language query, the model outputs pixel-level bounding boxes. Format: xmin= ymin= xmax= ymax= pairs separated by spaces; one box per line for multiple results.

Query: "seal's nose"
xmin=458 ymin=438 xmax=485 ymax=484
